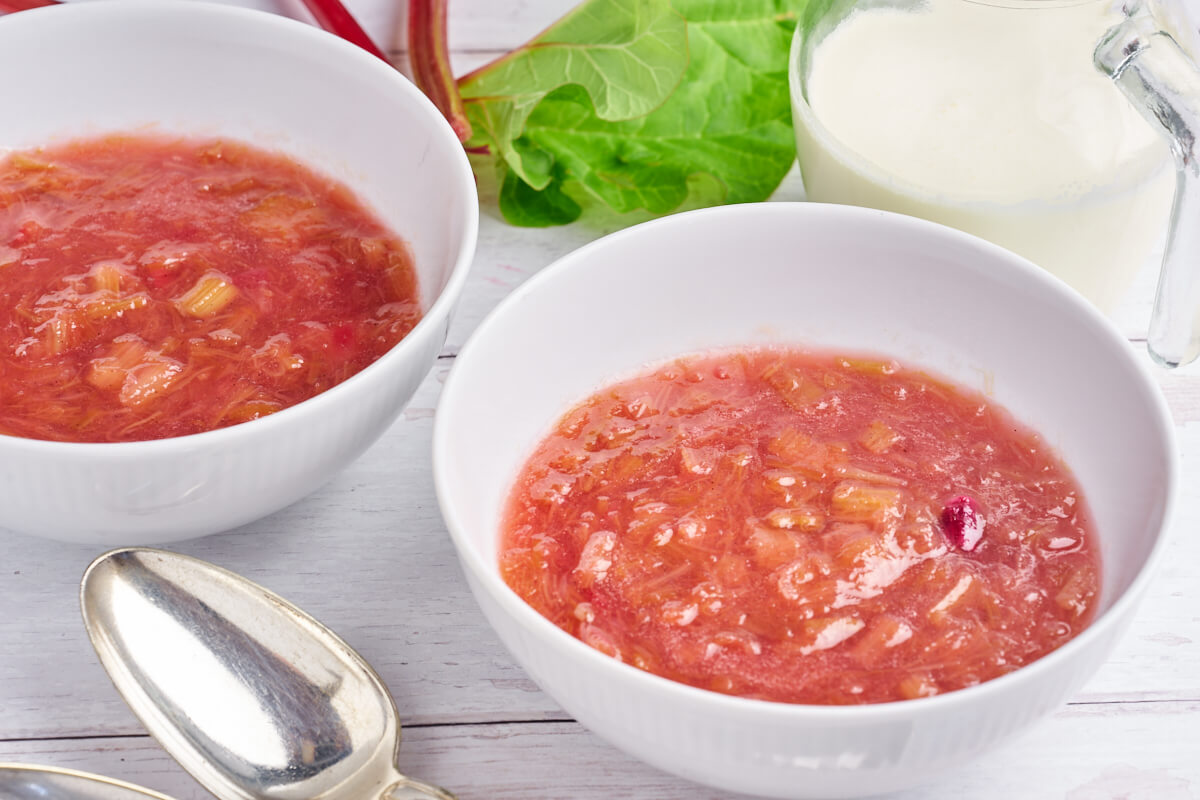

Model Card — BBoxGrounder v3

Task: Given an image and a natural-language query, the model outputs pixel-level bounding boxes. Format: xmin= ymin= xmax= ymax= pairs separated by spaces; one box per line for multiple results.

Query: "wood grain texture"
xmin=0 ymin=702 xmax=1197 ymax=800
xmin=1 ymin=1 xmax=1198 ymax=797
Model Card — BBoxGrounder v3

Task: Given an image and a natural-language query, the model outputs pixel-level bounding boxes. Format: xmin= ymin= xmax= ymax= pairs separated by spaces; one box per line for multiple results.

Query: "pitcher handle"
xmin=1097 ymin=10 xmax=1200 ymax=367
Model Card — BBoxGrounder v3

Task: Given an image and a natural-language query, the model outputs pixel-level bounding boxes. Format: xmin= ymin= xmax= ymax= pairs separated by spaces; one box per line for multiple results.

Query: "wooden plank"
xmin=1 ymin=700 xmax=1197 ymax=800
xmin=1 ymin=2 xmax=1196 ymax=799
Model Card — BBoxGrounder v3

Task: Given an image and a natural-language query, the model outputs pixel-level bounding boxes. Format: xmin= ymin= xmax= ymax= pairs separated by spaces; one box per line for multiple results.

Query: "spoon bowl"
xmin=0 ymin=764 xmax=178 ymax=800
xmin=80 ymin=548 xmax=453 ymax=800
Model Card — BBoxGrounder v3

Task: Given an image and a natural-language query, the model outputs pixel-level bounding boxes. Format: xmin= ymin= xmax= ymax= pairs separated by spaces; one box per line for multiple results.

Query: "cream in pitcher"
xmin=790 ymin=0 xmax=1177 ymax=316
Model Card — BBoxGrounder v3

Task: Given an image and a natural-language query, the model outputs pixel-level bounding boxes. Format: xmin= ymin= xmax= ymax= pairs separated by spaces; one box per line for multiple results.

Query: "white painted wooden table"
xmin=1 ymin=2 xmax=1198 ymax=798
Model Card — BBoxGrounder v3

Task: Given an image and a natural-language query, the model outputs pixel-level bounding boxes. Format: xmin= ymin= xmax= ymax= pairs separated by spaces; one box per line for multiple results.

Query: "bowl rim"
xmin=433 ymin=200 xmax=1179 ymax=720
xmin=0 ymin=0 xmax=479 ymax=454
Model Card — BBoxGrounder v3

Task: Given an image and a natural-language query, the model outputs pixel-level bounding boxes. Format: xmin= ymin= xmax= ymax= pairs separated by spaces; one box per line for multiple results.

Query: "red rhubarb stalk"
xmin=0 ymin=0 xmax=58 ymax=13
xmin=408 ymin=0 xmax=472 ymax=143
xmin=297 ymin=0 xmax=391 ymax=64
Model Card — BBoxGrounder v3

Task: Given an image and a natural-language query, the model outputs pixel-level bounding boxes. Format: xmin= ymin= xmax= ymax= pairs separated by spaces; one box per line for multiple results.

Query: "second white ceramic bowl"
xmin=434 ymin=203 xmax=1176 ymax=798
xmin=0 ymin=1 xmax=477 ymax=544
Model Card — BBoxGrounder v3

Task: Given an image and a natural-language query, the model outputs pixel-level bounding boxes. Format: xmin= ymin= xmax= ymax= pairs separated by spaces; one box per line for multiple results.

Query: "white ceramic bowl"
xmin=433 ymin=203 xmax=1177 ymax=798
xmin=0 ymin=1 xmax=477 ymax=544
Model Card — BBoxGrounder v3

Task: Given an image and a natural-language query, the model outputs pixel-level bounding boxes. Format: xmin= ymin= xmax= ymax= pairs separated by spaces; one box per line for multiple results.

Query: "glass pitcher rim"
xmin=787 ymin=0 xmax=1171 ymax=209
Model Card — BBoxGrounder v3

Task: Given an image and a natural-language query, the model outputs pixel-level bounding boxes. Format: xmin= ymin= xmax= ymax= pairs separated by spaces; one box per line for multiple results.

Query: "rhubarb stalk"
xmin=0 ymin=0 xmax=57 ymax=13
xmin=297 ymin=0 xmax=390 ymax=64
xmin=408 ymin=0 xmax=472 ymax=143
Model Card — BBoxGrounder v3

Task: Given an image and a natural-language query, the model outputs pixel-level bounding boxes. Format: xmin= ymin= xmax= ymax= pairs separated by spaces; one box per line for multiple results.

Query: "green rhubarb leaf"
xmin=459 ymin=0 xmax=688 ymax=188
xmin=499 ymin=164 xmax=583 ymax=227
xmin=462 ymin=0 xmax=811 ymax=227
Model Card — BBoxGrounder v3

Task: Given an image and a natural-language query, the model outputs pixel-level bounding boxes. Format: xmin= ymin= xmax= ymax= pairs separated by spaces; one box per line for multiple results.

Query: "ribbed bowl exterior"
xmin=465 ymin=569 xmax=1143 ymax=799
xmin=0 ymin=314 xmax=446 ymax=544
xmin=435 ymin=203 xmax=1176 ymax=798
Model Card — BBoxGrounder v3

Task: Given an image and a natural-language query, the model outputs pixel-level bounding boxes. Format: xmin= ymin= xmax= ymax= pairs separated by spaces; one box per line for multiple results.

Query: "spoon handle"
xmin=385 ymin=776 xmax=459 ymax=800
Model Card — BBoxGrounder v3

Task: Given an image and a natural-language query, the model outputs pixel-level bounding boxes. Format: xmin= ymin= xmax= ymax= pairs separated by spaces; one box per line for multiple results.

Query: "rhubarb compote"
xmin=0 ymin=135 xmax=420 ymax=442
xmin=499 ymin=348 xmax=1100 ymax=705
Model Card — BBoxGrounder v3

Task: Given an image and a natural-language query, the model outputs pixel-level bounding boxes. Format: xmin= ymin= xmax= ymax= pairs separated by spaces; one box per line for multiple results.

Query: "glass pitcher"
xmin=789 ymin=0 xmax=1200 ymax=367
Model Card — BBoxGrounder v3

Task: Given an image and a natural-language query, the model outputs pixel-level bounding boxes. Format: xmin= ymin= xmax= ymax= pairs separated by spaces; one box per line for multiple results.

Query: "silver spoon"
xmin=0 ymin=764 xmax=178 ymax=800
xmin=80 ymin=548 xmax=455 ymax=800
